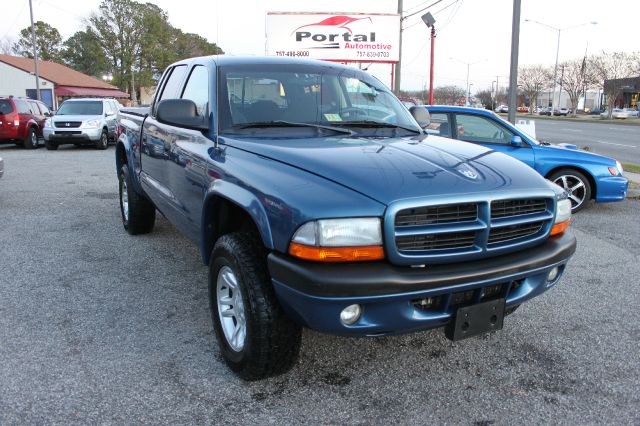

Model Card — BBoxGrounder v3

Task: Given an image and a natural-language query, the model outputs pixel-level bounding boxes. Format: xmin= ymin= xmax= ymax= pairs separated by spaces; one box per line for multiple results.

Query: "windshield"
xmin=218 ymin=64 xmax=421 ymax=136
xmin=57 ymin=101 xmax=103 ymax=115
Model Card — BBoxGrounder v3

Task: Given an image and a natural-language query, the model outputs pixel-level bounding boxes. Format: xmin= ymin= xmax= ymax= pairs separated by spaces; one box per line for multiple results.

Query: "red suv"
xmin=0 ymin=97 xmax=51 ymax=149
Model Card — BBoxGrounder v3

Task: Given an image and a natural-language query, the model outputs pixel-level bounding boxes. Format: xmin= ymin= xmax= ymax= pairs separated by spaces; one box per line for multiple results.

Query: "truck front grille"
xmin=54 ymin=121 xmax=82 ymax=128
xmin=389 ymin=197 xmax=554 ymax=265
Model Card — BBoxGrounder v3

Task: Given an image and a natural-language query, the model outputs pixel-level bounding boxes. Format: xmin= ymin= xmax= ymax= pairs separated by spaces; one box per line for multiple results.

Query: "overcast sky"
xmin=1 ymin=0 xmax=638 ymax=92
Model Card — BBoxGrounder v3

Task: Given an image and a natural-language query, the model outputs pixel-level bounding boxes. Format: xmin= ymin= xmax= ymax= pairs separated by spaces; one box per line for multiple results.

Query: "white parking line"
xmin=595 ymin=140 xmax=637 ymax=148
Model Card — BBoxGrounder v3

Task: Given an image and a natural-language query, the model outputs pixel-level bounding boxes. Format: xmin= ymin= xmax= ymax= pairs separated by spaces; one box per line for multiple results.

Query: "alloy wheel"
xmin=216 ymin=265 xmax=246 ymax=352
xmin=553 ymin=174 xmax=586 ymax=210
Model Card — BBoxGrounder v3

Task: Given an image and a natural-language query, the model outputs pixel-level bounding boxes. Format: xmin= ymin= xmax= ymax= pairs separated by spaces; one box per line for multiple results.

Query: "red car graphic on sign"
xmin=290 ymin=15 xmax=372 ymax=35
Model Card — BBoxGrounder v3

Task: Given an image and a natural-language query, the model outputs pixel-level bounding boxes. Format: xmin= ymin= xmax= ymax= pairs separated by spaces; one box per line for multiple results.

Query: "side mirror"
xmin=409 ymin=106 xmax=430 ymax=128
xmin=510 ymin=135 xmax=524 ymax=147
xmin=156 ymin=99 xmax=208 ymax=131
xmin=44 ymin=112 xmax=52 ymax=117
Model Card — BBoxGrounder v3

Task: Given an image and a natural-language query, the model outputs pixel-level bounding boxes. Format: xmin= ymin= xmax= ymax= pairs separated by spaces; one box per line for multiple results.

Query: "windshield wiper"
xmin=333 ymin=120 xmax=421 ymax=134
xmin=234 ymin=120 xmax=353 ymax=135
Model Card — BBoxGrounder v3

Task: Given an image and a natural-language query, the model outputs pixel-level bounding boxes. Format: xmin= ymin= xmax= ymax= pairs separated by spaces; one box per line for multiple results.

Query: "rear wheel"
xmin=209 ymin=232 xmax=301 ymax=380
xmin=549 ymin=169 xmax=592 ymax=212
xmin=96 ymin=129 xmax=108 ymax=150
xmin=24 ymin=127 xmax=38 ymax=149
xmin=118 ymin=165 xmax=155 ymax=234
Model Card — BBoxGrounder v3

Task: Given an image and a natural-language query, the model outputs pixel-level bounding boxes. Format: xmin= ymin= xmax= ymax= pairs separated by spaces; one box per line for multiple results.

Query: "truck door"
xmin=140 ymin=64 xmax=188 ymax=222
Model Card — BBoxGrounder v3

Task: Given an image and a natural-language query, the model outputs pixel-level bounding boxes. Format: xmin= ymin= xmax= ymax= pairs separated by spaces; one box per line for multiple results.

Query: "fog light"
xmin=547 ymin=266 xmax=560 ymax=282
xmin=340 ymin=304 xmax=362 ymax=325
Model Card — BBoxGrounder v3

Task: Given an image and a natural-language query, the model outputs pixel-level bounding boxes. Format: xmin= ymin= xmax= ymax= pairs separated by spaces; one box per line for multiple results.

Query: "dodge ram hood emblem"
xmin=457 ymin=164 xmax=478 ymax=179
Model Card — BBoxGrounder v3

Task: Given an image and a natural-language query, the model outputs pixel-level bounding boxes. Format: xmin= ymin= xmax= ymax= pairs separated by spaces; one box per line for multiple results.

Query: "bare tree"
xmin=592 ymin=51 xmax=635 ymax=119
xmin=558 ymin=58 xmax=597 ymax=117
xmin=432 ymin=85 xmax=466 ymax=105
xmin=518 ymin=65 xmax=551 ymax=113
xmin=0 ymin=37 xmax=14 ymax=55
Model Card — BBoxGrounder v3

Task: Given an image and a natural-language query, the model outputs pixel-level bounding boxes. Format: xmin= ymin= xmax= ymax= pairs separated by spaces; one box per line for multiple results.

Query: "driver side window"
xmin=455 ymin=114 xmax=514 ymax=145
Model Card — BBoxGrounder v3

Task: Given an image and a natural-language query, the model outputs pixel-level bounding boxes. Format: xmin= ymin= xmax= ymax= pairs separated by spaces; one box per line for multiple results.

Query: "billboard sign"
xmin=266 ymin=12 xmax=400 ymax=63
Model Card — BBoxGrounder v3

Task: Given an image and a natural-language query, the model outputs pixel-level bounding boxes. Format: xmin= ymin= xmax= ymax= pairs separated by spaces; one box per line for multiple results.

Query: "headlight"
xmin=84 ymin=120 xmax=101 ymax=128
xmin=44 ymin=119 xmax=52 ymax=128
xmin=616 ymin=161 xmax=623 ymax=175
xmin=289 ymin=218 xmax=384 ymax=262
xmin=550 ymin=199 xmax=571 ymax=236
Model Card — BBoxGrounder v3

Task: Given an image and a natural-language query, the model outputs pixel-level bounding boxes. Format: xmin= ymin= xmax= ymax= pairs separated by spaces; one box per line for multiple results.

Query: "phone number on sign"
xmin=356 ymin=51 xmax=390 ymax=58
xmin=275 ymin=51 xmax=310 ymax=57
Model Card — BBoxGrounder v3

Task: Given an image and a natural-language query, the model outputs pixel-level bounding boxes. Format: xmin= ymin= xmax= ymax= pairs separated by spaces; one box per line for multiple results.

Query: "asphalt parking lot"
xmin=1 ymin=145 xmax=639 ymax=424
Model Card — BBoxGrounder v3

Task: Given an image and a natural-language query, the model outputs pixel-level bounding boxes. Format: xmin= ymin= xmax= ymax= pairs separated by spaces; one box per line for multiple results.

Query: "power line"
xmin=403 ymin=0 xmax=446 ymax=20
xmin=1 ymin=1 xmax=29 ymax=40
xmin=403 ymin=0 xmax=438 ymax=14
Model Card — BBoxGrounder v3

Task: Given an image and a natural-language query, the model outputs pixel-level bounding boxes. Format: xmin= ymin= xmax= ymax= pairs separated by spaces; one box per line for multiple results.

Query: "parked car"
xmin=0 ymin=97 xmax=51 ymax=148
xmin=554 ymin=108 xmax=569 ymax=116
xmin=517 ymin=106 xmax=528 ymax=113
xmin=538 ymin=107 xmax=552 ymax=116
xmin=425 ymin=105 xmax=628 ymax=212
xmin=116 ymin=56 xmax=576 ymax=380
xmin=495 ymin=104 xmax=508 ymax=113
xmin=622 ymin=108 xmax=639 ymax=118
xmin=43 ymin=98 xmax=120 ymax=150
xmin=600 ymin=108 xmax=634 ymax=119
xmin=0 ymin=156 xmax=4 ymax=179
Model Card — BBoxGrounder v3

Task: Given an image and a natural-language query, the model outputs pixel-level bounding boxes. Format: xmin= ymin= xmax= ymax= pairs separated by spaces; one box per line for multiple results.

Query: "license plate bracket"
xmin=445 ymin=298 xmax=505 ymax=341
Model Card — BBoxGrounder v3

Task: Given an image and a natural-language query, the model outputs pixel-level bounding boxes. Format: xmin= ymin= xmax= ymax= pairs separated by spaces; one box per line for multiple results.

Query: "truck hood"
xmin=222 ymin=134 xmax=551 ymax=205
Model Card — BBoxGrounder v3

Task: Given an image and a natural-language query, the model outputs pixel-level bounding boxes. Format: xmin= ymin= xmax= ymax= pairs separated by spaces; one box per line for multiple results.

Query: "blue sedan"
xmin=425 ymin=106 xmax=628 ymax=212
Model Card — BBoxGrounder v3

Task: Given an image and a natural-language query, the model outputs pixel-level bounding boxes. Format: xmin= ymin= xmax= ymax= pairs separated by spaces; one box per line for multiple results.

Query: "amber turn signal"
xmin=288 ymin=242 xmax=385 ymax=262
xmin=549 ymin=220 xmax=570 ymax=236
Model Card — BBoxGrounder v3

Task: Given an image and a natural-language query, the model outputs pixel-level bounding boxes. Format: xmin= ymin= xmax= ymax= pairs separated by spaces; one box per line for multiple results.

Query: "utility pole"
xmin=394 ymin=0 xmax=403 ymax=95
xmin=428 ymin=25 xmax=435 ymax=104
xmin=507 ymin=0 xmax=521 ymax=123
xmin=28 ymin=0 xmax=41 ymax=101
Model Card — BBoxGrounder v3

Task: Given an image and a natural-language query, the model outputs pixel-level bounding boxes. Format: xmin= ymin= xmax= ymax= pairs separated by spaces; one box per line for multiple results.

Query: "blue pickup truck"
xmin=116 ymin=56 xmax=576 ymax=380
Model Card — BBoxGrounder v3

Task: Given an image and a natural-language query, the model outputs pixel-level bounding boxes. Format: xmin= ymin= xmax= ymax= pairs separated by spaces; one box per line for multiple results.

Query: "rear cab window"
xmin=153 ymin=65 xmax=188 ymax=116
xmin=181 ymin=65 xmax=209 ymax=116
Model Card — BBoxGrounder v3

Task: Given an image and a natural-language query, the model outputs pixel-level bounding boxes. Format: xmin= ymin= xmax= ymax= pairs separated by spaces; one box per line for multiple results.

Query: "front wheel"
xmin=118 ymin=165 xmax=155 ymax=234
xmin=96 ymin=130 xmax=108 ymax=150
xmin=45 ymin=139 xmax=58 ymax=150
xmin=549 ymin=169 xmax=592 ymax=212
xmin=209 ymin=232 xmax=301 ymax=380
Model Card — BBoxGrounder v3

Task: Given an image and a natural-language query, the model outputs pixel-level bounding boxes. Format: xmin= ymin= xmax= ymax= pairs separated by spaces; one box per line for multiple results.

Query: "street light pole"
xmin=450 ymin=57 xmax=485 ymax=106
xmin=524 ymin=19 xmax=597 ymax=114
xmin=28 ymin=0 xmax=41 ymax=101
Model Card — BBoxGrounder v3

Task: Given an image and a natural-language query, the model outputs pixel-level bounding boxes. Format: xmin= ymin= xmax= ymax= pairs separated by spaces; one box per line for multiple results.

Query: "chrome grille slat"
xmin=54 ymin=121 xmax=82 ymax=128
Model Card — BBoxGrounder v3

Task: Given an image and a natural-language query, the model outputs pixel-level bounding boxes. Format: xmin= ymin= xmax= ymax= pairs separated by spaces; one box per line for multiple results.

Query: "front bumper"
xmin=43 ymin=127 xmax=102 ymax=142
xmin=268 ymin=232 xmax=576 ymax=336
xmin=595 ymin=175 xmax=629 ymax=203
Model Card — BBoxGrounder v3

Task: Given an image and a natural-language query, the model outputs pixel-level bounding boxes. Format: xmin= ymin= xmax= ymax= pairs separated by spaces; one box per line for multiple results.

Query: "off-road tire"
xmin=209 ymin=232 xmax=302 ymax=380
xmin=96 ymin=129 xmax=108 ymax=150
xmin=24 ymin=127 xmax=38 ymax=149
xmin=118 ymin=165 xmax=155 ymax=234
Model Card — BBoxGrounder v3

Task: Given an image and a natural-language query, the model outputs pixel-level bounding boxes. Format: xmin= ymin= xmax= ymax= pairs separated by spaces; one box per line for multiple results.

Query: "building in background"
xmin=604 ymin=76 xmax=640 ymax=109
xmin=0 ymin=54 xmax=129 ymax=110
